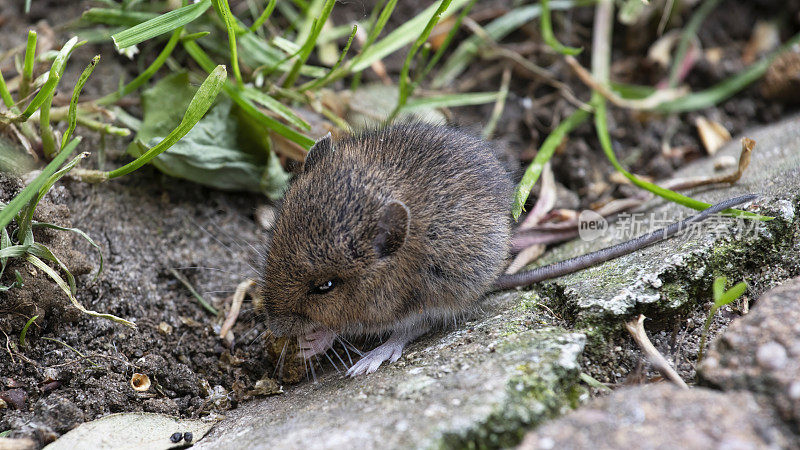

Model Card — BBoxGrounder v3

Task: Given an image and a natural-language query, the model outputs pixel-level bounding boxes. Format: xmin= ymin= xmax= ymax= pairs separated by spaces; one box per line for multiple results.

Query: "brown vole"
xmin=257 ymin=123 xmax=756 ymax=376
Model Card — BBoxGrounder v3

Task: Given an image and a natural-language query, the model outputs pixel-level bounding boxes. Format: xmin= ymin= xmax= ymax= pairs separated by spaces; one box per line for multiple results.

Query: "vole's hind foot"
xmin=298 ymin=329 xmax=336 ymax=358
xmin=346 ymin=326 xmax=429 ymax=377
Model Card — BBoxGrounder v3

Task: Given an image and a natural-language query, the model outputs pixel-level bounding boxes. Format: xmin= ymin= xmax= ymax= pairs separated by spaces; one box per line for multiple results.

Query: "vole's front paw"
xmin=346 ymin=340 xmax=404 ymax=377
xmin=298 ymin=329 xmax=336 ymax=358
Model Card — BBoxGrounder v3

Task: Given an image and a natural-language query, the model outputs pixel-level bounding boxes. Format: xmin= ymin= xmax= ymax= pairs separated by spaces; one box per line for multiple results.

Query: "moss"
xmin=435 ymin=329 xmax=585 ymax=450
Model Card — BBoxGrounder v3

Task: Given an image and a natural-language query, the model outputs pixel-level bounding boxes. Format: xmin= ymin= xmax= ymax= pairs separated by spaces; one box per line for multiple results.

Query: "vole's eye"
xmin=310 ymin=279 xmax=337 ymax=295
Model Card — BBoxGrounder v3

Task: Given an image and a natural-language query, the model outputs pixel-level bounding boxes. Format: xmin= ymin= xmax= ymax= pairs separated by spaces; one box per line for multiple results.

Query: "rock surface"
xmin=518 ymin=383 xmax=796 ymax=450
xmin=536 ymin=114 xmax=800 ymax=327
xmin=196 ymin=293 xmax=586 ymax=449
xmin=700 ymin=276 xmax=800 ymax=426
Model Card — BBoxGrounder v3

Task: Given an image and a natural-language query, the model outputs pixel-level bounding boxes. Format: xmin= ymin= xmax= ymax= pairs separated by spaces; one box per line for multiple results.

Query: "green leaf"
xmin=135 ymin=98 xmax=268 ymax=192
xmin=261 ymin=147 xmax=291 ymax=201
xmin=111 ymin=0 xmax=211 ymax=49
xmin=129 ymin=74 xmax=290 ymax=193
xmin=712 ymin=276 xmax=727 ymax=302
xmin=107 ymin=65 xmax=227 ymax=179
xmin=715 ymin=281 xmax=747 ymax=308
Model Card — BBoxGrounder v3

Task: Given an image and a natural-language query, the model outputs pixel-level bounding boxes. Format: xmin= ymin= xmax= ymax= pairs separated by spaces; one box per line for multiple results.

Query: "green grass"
xmin=697 ymin=276 xmax=747 ymax=364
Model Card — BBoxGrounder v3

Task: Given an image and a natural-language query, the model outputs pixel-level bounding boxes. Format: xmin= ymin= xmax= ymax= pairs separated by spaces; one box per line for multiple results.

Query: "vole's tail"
xmin=493 ymin=194 xmax=759 ymax=290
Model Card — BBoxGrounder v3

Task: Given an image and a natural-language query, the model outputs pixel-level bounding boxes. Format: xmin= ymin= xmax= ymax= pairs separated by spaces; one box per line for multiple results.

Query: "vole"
xmin=257 ymin=123 xmax=756 ymax=377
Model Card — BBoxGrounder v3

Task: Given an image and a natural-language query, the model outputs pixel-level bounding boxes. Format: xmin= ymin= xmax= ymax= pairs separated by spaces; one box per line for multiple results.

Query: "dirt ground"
xmin=1 ymin=0 xmax=799 ymax=447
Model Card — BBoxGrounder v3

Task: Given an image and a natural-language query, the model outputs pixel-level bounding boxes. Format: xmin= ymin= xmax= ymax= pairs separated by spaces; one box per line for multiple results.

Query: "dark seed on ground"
xmin=170 ymin=432 xmax=183 ymax=443
xmin=184 ymin=431 xmax=193 ymax=443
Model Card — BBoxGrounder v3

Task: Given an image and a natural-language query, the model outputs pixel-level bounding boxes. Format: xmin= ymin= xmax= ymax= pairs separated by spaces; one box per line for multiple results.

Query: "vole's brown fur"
xmin=259 ymin=123 xmax=758 ymax=376
xmin=258 ymin=123 xmax=512 ymax=375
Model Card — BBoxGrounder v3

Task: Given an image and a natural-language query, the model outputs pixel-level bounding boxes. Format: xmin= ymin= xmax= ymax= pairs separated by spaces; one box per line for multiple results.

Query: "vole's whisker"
xmin=301 ymin=345 xmax=310 ymax=382
xmin=311 ymin=355 xmax=319 ymax=382
xmin=190 ymin=218 xmax=260 ymax=274
xmin=204 ymin=220 xmax=263 ymax=272
xmin=323 ymin=352 xmax=340 ymax=374
xmin=336 ymin=337 xmax=353 ymax=366
xmin=201 ymin=289 xmax=236 ymax=295
xmin=171 ymin=266 xmax=241 ymax=275
xmin=330 ymin=340 xmax=348 ymax=371
xmin=274 ymin=340 xmax=288 ymax=379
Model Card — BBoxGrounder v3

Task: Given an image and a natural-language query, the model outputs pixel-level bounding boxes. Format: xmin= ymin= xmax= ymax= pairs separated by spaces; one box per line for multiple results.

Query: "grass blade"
xmin=400 ymin=91 xmax=499 ymax=111
xmin=63 ymin=55 xmax=100 ymax=149
xmin=657 ymin=31 xmax=800 ymax=113
xmin=184 ymin=41 xmax=314 ymax=147
xmin=283 ymin=0 xmax=336 ymax=88
xmin=540 ymin=0 xmax=582 ymax=55
xmin=715 ymin=281 xmax=747 ymax=308
xmin=82 ymin=8 xmax=159 ymax=26
xmin=106 ymin=65 xmax=227 ymax=179
xmin=251 ymin=0 xmax=278 ymax=32
xmin=19 ymin=37 xmax=82 ymax=122
xmin=32 ymin=221 xmax=104 ymax=281
xmin=111 ymin=0 xmax=211 ymax=49
xmin=97 ymin=27 xmax=183 ymax=106
xmin=299 ymin=23 xmax=357 ymax=91
xmin=20 ymin=315 xmax=38 ymax=346
xmin=17 ymin=152 xmax=89 ymax=239
xmin=392 ymin=0 xmax=454 ymax=117
xmin=352 ymin=0 xmax=472 ymax=72
xmin=0 ymin=138 xmax=81 ymax=232
xmin=712 ymin=276 xmax=726 ymax=302
xmin=433 ymin=0 xmax=579 ymax=88
xmin=214 ymin=0 xmax=244 ymax=86
xmin=511 ymin=108 xmax=589 ymax=220
xmin=667 ymin=0 xmax=721 ymax=88
xmin=19 ymin=30 xmax=37 ymax=100
xmin=26 ymin=253 xmax=135 ymax=328
xmin=240 ymin=86 xmax=310 ymax=130
xmin=0 ymin=70 xmax=14 ymax=108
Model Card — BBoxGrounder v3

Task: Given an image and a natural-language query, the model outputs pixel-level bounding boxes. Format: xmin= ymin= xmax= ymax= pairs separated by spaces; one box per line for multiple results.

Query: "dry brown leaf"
xmin=695 ymin=116 xmax=731 ymax=155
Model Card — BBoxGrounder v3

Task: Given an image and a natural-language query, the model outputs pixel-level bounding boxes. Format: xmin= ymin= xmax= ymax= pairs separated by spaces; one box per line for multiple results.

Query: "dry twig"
xmin=625 ymin=314 xmax=689 ymax=389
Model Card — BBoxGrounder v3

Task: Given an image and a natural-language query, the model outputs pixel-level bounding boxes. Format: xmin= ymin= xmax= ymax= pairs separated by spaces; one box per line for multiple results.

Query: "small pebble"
xmin=184 ymin=432 xmax=193 ymax=443
xmin=789 ymin=381 xmax=800 ymax=400
xmin=170 ymin=432 xmax=183 ymax=443
xmin=755 ymin=341 xmax=787 ymax=370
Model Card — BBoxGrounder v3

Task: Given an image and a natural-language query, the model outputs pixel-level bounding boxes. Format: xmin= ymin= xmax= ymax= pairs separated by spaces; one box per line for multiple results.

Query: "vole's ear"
xmin=303 ymin=132 xmax=333 ymax=172
xmin=374 ymin=200 xmax=409 ymax=258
